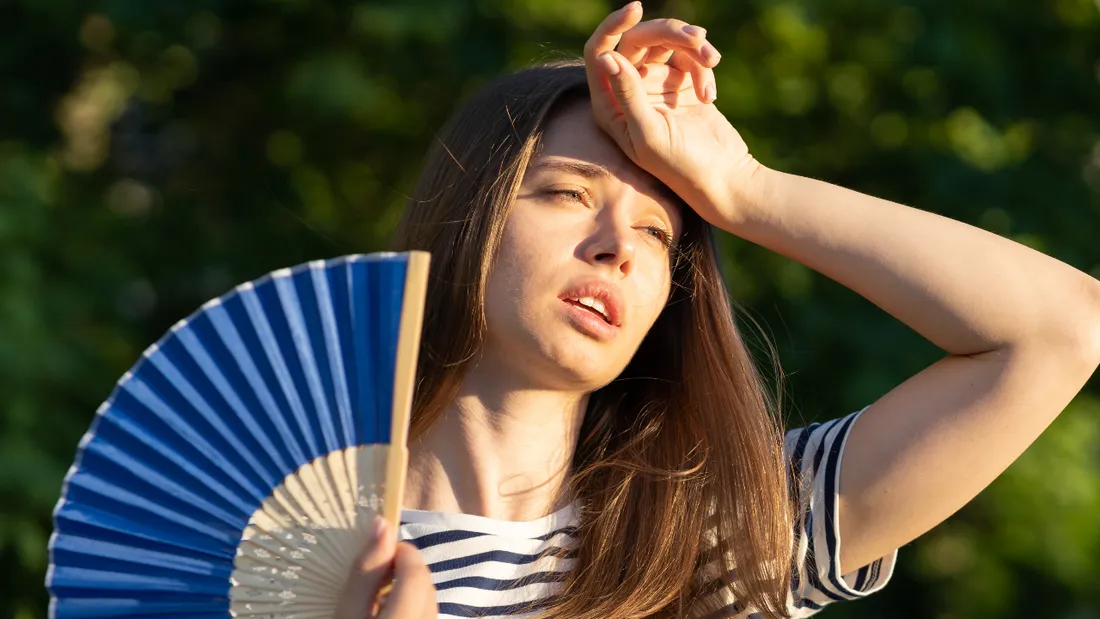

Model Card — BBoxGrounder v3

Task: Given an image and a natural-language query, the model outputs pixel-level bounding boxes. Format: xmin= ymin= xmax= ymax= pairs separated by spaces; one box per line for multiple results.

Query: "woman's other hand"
xmin=335 ymin=517 xmax=439 ymax=619
xmin=584 ymin=2 xmax=758 ymax=228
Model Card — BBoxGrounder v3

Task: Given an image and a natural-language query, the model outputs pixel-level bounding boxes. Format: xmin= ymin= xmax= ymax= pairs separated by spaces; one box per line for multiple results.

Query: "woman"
xmin=336 ymin=3 xmax=1100 ymax=618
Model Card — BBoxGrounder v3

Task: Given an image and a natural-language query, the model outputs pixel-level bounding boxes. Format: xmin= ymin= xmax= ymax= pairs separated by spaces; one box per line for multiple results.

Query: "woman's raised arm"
xmin=587 ymin=2 xmax=1100 ymax=577
xmin=722 ymin=160 xmax=1100 ymax=574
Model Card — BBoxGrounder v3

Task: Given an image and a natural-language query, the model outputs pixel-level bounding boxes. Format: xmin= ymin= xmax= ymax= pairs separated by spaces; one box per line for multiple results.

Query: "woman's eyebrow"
xmin=529 ymin=159 xmax=614 ymax=181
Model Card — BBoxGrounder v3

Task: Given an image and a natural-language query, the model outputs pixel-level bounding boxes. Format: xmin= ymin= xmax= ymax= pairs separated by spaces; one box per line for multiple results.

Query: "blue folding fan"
xmin=46 ymin=251 xmax=430 ymax=618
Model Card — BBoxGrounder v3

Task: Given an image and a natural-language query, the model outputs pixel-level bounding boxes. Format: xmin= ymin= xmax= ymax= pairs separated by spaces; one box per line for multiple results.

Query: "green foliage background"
xmin=2 ymin=0 xmax=1099 ymax=617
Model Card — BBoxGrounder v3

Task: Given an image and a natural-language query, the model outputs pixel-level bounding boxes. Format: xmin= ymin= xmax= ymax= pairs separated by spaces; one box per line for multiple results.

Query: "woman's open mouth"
xmin=558 ymin=279 xmax=623 ymax=340
xmin=561 ymin=298 xmax=619 ymax=340
xmin=564 ymin=296 xmax=611 ymax=323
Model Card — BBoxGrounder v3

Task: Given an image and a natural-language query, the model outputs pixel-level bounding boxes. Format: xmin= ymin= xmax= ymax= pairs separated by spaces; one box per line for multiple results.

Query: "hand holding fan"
xmin=46 ymin=251 xmax=430 ymax=618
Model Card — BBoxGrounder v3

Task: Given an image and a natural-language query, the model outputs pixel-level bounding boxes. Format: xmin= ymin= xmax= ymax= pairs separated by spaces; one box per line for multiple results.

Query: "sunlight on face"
xmin=481 ymin=101 xmax=684 ymax=391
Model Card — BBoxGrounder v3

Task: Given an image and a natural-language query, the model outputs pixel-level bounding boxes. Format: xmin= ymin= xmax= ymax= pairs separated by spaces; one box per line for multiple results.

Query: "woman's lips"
xmin=561 ymin=298 xmax=620 ymax=340
xmin=565 ymin=298 xmax=611 ymax=323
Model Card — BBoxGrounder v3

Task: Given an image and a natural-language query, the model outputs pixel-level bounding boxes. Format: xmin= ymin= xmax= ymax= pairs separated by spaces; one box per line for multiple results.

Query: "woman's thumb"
xmin=602 ymin=52 xmax=651 ymax=119
xmin=334 ymin=517 xmax=397 ymax=619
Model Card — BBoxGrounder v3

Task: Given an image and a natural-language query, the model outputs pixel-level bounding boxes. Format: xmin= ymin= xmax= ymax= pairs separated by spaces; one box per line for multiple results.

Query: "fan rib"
xmin=55 ymin=504 xmax=233 ymax=561
xmin=53 ymin=534 xmax=230 ymax=578
xmin=50 ymin=565 xmax=229 ymax=595
xmin=313 ymin=264 xmax=356 ymax=448
xmin=178 ymin=314 xmax=293 ymax=480
xmin=239 ymin=285 xmax=321 ymax=460
xmin=310 ymin=265 xmax=359 ymax=525
xmin=150 ymin=340 xmax=275 ymax=497
xmin=86 ymin=440 xmax=244 ymax=528
xmin=274 ymin=270 xmax=340 ymax=452
xmin=207 ymin=298 xmax=308 ymax=470
xmin=273 ymin=270 xmax=352 ymax=532
xmin=68 ymin=472 xmax=236 ymax=545
xmin=113 ymin=380 xmax=262 ymax=511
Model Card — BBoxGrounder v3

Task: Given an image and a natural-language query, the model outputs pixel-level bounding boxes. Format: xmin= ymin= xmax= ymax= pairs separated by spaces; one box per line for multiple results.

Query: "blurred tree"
xmin=1 ymin=0 xmax=1098 ymax=617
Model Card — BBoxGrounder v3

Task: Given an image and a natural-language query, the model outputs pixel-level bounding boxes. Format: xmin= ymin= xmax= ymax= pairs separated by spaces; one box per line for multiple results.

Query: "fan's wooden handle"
xmin=383 ymin=250 xmax=429 ymax=531
xmin=383 ymin=445 xmax=408 ymax=529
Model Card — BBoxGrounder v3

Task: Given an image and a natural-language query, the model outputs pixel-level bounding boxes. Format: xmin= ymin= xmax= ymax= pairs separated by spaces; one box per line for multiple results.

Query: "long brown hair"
xmin=390 ymin=59 xmax=795 ymax=618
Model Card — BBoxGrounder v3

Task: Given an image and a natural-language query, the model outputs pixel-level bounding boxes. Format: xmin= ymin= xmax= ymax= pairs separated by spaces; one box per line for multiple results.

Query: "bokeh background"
xmin=2 ymin=0 xmax=1099 ymax=617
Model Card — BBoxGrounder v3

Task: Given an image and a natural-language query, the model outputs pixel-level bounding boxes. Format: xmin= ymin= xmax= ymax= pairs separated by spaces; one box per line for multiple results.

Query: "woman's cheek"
xmin=508 ymin=208 xmax=564 ymax=260
xmin=498 ymin=212 xmax=544 ymax=270
xmin=639 ymin=256 xmax=672 ymax=310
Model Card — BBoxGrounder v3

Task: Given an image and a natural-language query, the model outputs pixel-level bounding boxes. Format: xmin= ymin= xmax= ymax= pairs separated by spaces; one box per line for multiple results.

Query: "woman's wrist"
xmin=699 ymin=156 xmax=780 ymax=235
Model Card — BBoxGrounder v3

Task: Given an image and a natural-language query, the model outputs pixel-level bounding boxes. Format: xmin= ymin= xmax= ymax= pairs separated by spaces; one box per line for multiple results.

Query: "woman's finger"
xmin=616 ymin=42 xmax=651 ymax=68
xmin=637 ymin=63 xmax=695 ymax=107
xmin=669 ymin=50 xmax=717 ymax=104
xmin=583 ymin=2 xmax=643 ymax=62
xmin=334 ymin=517 xmax=397 ymax=619
xmin=643 ymin=45 xmax=674 ymax=65
xmin=379 ymin=542 xmax=438 ymax=619
xmin=616 ymin=19 xmax=719 ymax=69
xmin=595 ymin=50 xmax=661 ymax=161
xmin=584 ymin=2 xmax=644 ymax=126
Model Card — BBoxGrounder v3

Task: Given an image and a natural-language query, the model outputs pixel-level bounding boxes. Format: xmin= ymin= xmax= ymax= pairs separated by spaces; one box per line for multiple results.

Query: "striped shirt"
xmin=399 ymin=408 xmax=896 ymax=618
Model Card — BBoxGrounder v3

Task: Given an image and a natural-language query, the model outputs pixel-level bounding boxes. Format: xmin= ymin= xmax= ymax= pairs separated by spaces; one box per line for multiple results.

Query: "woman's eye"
xmin=643 ymin=226 xmax=673 ymax=248
xmin=546 ymin=189 xmax=587 ymax=203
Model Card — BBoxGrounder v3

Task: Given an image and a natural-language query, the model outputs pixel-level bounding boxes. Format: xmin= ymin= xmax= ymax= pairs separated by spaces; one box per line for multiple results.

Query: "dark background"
xmin=2 ymin=0 xmax=1099 ymax=617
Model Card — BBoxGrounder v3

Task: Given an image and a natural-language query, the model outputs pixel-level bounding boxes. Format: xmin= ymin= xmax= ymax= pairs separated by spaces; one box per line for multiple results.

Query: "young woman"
xmin=335 ymin=3 xmax=1100 ymax=618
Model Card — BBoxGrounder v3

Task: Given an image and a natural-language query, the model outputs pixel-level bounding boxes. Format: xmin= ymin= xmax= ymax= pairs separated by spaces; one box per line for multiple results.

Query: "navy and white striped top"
xmin=398 ymin=409 xmax=896 ymax=618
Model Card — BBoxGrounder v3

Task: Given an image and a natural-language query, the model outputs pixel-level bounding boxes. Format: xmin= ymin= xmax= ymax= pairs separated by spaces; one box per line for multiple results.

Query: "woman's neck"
xmin=404 ymin=362 xmax=586 ymax=522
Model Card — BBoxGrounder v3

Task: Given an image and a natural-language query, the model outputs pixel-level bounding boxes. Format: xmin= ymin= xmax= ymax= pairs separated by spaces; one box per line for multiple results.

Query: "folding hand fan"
xmin=46 ymin=251 xmax=430 ymax=618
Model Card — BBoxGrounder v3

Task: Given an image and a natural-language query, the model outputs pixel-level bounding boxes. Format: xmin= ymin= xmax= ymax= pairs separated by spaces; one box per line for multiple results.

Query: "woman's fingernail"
xmin=599 ymin=53 xmax=621 ymax=76
xmin=682 ymin=25 xmax=705 ymax=38
xmin=705 ymin=83 xmax=717 ymax=103
xmin=702 ymin=43 xmax=721 ymax=64
xmin=373 ymin=516 xmax=389 ymax=542
xmin=623 ymin=1 xmax=641 ymax=11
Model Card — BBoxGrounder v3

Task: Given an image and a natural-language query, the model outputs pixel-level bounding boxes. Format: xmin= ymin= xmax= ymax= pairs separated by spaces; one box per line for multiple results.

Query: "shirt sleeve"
xmin=784 ymin=407 xmax=897 ymax=616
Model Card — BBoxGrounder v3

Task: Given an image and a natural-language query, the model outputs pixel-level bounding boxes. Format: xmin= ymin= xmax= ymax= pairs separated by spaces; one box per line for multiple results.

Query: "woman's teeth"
xmin=572 ymin=296 xmax=609 ymax=322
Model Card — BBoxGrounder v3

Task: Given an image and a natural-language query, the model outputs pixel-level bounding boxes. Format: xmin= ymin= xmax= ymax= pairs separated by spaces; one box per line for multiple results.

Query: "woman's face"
xmin=482 ymin=101 xmax=683 ymax=391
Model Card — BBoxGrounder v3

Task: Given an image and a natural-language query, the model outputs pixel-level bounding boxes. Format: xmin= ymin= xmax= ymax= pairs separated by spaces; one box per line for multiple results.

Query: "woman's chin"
xmin=544 ymin=339 xmax=631 ymax=391
xmin=483 ymin=320 xmax=635 ymax=391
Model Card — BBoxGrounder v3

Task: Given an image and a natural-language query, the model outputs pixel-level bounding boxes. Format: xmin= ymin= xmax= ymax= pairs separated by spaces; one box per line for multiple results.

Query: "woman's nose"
xmin=582 ymin=217 xmax=637 ymax=277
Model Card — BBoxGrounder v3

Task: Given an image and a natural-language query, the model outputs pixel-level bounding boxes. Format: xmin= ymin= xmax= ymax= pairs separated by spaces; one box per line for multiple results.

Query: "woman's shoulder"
xmin=784 ymin=407 xmax=870 ymax=465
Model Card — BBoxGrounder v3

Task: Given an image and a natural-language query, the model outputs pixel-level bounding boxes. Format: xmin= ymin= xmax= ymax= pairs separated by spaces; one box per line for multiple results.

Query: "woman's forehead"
xmin=538 ymin=104 xmax=633 ymax=174
xmin=535 ymin=103 xmax=680 ymax=209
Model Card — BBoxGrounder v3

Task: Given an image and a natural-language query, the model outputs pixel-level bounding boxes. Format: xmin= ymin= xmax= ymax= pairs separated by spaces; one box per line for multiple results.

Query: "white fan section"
xmin=229 ymin=444 xmax=392 ymax=617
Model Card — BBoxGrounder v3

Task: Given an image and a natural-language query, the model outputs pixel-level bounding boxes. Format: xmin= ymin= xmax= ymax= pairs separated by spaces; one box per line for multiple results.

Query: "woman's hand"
xmin=584 ymin=2 xmax=758 ymax=228
xmin=335 ymin=518 xmax=439 ymax=619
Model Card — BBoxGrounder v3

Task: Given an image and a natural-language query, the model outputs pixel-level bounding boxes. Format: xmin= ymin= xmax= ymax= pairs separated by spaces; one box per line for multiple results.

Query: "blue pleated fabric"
xmin=47 ymin=253 xmax=412 ymax=618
